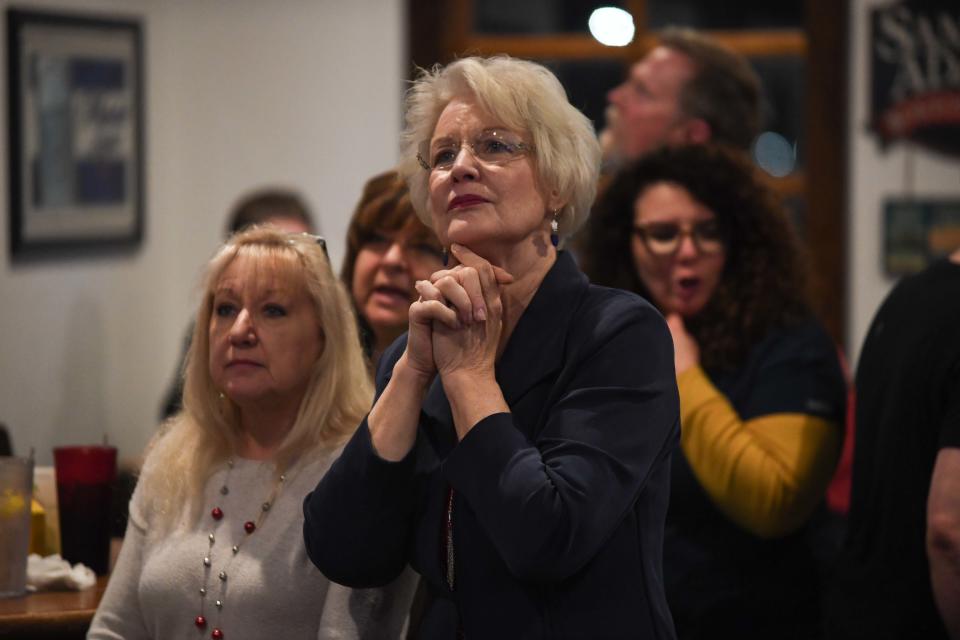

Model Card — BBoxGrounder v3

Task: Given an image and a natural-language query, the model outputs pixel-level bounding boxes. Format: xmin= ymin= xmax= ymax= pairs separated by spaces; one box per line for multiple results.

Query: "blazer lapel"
xmin=496 ymin=252 xmax=588 ymax=405
xmin=418 ymin=252 xmax=588 ymax=445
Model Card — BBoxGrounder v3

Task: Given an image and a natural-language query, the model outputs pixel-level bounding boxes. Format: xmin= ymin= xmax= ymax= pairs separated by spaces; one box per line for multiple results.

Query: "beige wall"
xmin=0 ymin=0 xmax=404 ymax=464
xmin=846 ymin=0 xmax=960 ymax=365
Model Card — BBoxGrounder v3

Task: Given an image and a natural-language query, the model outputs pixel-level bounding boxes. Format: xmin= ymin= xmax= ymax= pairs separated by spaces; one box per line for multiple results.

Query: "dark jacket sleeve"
xmin=443 ymin=294 xmax=679 ymax=582
xmin=302 ymin=339 xmax=419 ymax=588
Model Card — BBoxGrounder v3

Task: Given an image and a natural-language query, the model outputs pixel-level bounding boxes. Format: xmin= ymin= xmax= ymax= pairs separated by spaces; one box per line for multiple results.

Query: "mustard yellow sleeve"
xmin=677 ymin=365 xmax=841 ymax=538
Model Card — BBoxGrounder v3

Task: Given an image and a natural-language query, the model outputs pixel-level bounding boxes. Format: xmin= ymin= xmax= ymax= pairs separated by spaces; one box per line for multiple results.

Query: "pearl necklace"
xmin=194 ymin=459 xmax=286 ymax=639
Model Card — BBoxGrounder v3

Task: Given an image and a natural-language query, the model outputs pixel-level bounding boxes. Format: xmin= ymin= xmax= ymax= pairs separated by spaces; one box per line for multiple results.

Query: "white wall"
xmin=0 ymin=0 xmax=404 ymax=464
xmin=846 ymin=0 xmax=960 ymax=366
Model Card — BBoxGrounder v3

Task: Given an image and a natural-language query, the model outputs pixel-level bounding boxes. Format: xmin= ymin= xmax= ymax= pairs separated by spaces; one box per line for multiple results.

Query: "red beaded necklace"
xmin=193 ymin=459 xmax=286 ymax=639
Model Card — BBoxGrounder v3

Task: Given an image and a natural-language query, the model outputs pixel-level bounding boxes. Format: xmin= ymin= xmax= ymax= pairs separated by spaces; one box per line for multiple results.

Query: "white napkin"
xmin=26 ymin=553 xmax=96 ymax=591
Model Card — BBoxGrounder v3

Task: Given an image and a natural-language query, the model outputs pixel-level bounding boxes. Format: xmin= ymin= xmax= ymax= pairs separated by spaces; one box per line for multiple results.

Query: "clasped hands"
xmin=405 ymin=243 xmax=513 ymax=381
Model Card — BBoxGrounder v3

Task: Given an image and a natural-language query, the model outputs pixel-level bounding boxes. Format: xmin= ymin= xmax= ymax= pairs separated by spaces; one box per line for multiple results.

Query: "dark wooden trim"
xmin=447 ymin=32 xmax=804 ymax=63
xmin=626 ymin=0 xmax=648 ymax=35
xmin=760 ymin=171 xmax=805 ymax=197
xmin=407 ymin=0 xmax=449 ymax=74
xmin=804 ymin=0 xmax=849 ymax=347
xmin=461 ymin=35 xmax=636 ymax=60
xmin=696 ymin=30 xmax=807 ymax=57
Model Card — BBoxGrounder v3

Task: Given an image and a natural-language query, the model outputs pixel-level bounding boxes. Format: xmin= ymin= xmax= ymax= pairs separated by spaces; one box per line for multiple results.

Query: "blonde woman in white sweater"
xmin=89 ymin=227 xmax=416 ymax=640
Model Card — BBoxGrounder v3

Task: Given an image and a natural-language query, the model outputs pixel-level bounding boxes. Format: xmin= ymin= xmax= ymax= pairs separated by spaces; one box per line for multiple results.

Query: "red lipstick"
xmin=448 ymin=195 xmax=489 ymax=211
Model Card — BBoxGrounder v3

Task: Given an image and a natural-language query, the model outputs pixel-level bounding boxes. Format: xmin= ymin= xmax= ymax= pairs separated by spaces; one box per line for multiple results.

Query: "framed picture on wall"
xmin=6 ymin=9 xmax=144 ymax=260
xmin=884 ymin=198 xmax=960 ymax=276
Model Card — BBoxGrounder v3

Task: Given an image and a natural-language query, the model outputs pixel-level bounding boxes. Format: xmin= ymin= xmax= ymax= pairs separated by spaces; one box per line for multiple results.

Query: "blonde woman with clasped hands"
xmin=304 ymin=56 xmax=680 ymax=639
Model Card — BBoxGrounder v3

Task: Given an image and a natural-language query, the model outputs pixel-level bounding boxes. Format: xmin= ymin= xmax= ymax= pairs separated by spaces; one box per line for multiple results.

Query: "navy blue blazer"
xmin=304 ymin=252 xmax=679 ymax=639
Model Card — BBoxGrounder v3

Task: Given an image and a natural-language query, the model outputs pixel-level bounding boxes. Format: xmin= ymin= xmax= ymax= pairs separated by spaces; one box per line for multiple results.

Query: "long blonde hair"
xmin=141 ymin=227 xmax=373 ymax=533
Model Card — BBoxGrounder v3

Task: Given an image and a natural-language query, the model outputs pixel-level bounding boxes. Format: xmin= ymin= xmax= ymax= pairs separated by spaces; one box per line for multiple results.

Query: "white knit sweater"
xmin=88 ymin=453 xmax=417 ymax=640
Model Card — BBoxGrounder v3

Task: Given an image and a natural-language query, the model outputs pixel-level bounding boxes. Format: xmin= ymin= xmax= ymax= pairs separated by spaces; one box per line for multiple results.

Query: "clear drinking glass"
xmin=0 ymin=455 xmax=34 ymax=597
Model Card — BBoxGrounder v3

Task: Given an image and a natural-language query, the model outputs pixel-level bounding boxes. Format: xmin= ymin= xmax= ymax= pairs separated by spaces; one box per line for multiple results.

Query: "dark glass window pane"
xmin=751 ymin=56 xmax=805 ymax=175
xmin=647 ymin=1 xmax=802 ymax=30
xmin=540 ymin=59 xmax=626 ymax=133
xmin=474 ymin=0 xmax=626 ymax=35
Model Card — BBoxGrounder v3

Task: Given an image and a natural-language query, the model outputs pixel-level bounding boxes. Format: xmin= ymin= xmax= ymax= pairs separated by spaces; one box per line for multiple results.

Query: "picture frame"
xmin=6 ymin=8 xmax=144 ymax=260
xmin=884 ymin=198 xmax=960 ymax=276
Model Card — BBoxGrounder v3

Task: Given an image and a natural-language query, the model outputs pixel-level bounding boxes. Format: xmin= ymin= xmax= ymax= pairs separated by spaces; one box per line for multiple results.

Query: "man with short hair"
xmin=603 ymin=27 xmax=762 ymax=166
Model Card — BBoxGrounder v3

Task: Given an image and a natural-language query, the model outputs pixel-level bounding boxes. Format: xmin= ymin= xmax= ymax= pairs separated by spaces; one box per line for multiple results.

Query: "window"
xmin=407 ymin=0 xmax=847 ymax=344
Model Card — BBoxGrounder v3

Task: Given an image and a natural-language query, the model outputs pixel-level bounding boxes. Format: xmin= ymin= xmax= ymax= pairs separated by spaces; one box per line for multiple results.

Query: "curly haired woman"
xmin=583 ymin=145 xmax=846 ymax=639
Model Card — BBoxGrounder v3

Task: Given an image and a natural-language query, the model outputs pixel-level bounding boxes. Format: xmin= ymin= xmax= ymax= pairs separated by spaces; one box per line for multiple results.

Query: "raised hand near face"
xmin=406 ymin=280 xmax=456 ymax=380
xmin=424 ymin=244 xmax=513 ymax=379
xmin=406 ymin=244 xmax=514 ymax=380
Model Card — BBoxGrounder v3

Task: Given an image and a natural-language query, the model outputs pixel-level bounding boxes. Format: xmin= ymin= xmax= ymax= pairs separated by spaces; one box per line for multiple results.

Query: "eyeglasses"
xmin=632 ymin=220 xmax=725 ymax=256
xmin=290 ymin=232 xmax=330 ymax=262
xmin=417 ymin=128 xmax=533 ymax=171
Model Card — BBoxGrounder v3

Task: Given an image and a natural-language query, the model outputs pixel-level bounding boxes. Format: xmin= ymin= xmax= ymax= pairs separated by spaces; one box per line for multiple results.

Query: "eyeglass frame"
xmin=416 ymin=128 xmax=534 ymax=172
xmin=288 ymin=232 xmax=330 ymax=263
xmin=631 ymin=220 xmax=726 ymax=257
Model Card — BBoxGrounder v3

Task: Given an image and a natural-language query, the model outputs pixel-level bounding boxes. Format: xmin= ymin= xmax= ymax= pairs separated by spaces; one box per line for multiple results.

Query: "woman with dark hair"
xmin=340 ymin=170 xmax=444 ymax=366
xmin=583 ymin=144 xmax=846 ymax=639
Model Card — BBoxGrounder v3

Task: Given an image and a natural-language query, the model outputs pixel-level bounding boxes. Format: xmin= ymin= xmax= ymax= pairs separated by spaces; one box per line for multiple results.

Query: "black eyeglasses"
xmin=632 ymin=220 xmax=725 ymax=256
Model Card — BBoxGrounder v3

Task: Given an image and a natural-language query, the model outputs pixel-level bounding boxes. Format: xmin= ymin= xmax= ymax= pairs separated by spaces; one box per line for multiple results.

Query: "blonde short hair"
xmin=398 ymin=56 xmax=601 ymax=240
xmin=143 ymin=227 xmax=372 ymax=532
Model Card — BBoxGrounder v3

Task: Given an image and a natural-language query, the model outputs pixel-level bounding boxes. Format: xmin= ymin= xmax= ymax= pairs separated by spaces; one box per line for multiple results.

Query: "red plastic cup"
xmin=53 ymin=446 xmax=117 ymax=575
